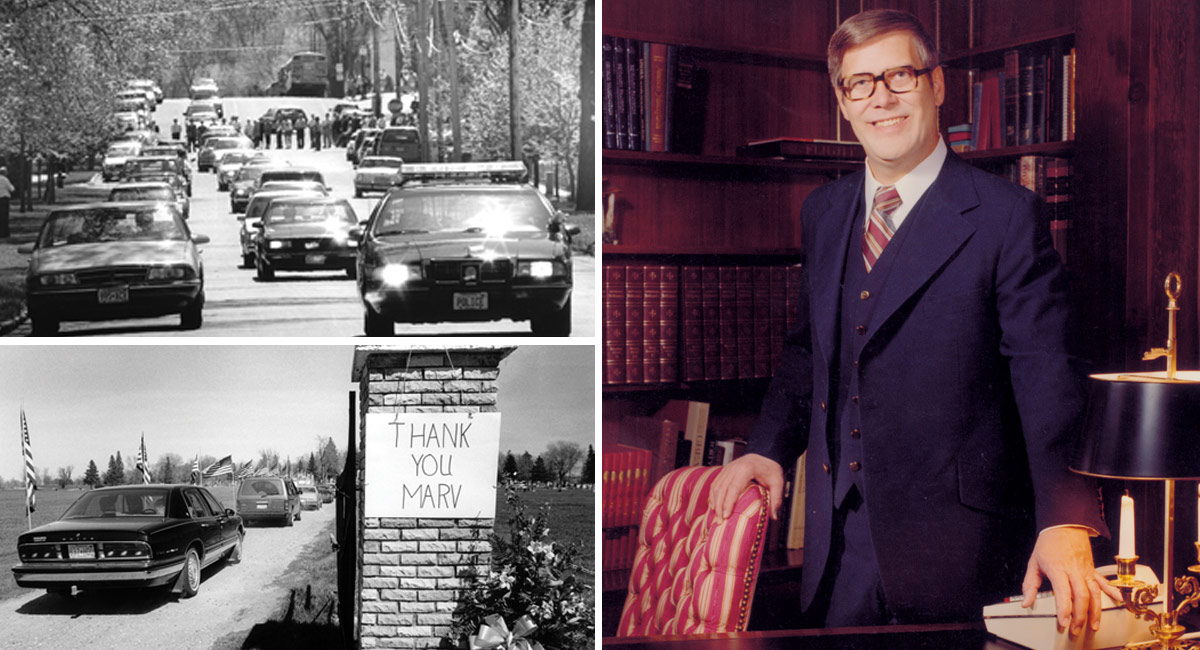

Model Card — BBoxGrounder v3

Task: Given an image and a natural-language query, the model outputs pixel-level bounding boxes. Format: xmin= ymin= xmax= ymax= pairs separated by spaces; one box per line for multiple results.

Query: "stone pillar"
xmin=352 ymin=346 xmax=515 ymax=649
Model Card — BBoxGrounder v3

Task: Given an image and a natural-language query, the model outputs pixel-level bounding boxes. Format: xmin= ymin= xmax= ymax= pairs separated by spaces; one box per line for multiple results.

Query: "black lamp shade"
xmin=1074 ymin=372 xmax=1200 ymax=479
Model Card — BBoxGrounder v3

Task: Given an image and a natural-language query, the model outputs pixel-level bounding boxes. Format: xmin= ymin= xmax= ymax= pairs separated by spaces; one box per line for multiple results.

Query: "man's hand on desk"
xmin=1021 ymin=526 xmax=1125 ymax=637
xmin=709 ymin=453 xmax=784 ymax=522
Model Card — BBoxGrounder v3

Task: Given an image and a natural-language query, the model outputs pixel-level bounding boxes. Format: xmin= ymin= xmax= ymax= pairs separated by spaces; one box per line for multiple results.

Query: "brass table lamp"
xmin=1074 ymin=273 xmax=1200 ymax=649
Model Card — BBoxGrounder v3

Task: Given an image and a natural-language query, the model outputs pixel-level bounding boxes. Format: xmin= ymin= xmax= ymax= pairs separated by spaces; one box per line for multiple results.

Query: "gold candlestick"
xmin=1143 ymin=272 xmax=1182 ymax=379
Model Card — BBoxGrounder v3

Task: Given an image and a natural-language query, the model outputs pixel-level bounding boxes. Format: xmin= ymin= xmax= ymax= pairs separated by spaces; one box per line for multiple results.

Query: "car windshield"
xmin=111 ymin=188 xmax=174 ymax=202
xmin=207 ymin=138 xmax=247 ymax=150
xmin=220 ymin=152 xmax=253 ymax=166
xmin=373 ymin=188 xmax=548 ymax=235
xmin=39 ymin=207 xmax=185 ymax=247
xmin=261 ymin=170 xmax=323 ymax=184
xmin=235 ymin=167 xmax=266 ymax=183
xmin=192 ymin=88 xmax=218 ymax=100
xmin=62 ymin=488 xmax=170 ymax=519
xmin=259 ymin=181 xmax=326 ymax=194
xmin=264 ymin=202 xmax=355 ymax=226
xmin=240 ymin=479 xmax=283 ymax=497
xmin=107 ymin=143 xmax=139 ymax=156
xmin=126 ymin=159 xmax=175 ymax=174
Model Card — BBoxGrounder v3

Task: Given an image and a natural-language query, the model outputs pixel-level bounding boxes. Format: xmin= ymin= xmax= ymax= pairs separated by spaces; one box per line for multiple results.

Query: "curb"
xmin=0 ymin=306 xmax=27 ymax=336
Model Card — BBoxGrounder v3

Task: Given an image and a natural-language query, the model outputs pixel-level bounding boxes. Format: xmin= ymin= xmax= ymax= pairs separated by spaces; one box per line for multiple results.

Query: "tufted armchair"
xmin=617 ymin=465 xmax=770 ymax=636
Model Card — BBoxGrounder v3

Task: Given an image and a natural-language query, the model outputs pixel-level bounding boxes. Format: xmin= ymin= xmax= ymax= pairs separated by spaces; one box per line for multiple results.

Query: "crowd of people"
xmin=169 ymin=109 xmax=408 ymax=153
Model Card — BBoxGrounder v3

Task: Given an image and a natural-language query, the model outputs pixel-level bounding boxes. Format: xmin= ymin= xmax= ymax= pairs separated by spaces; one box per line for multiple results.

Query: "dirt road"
xmin=0 ymin=505 xmax=334 ymax=649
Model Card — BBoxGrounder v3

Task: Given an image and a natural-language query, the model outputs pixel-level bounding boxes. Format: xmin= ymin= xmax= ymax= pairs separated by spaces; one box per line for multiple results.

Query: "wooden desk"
xmin=604 ymin=622 xmax=1024 ymax=649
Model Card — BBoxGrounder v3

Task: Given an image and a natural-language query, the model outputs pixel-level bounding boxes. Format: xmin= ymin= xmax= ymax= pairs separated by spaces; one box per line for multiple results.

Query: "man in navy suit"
xmin=710 ymin=9 xmax=1122 ymax=635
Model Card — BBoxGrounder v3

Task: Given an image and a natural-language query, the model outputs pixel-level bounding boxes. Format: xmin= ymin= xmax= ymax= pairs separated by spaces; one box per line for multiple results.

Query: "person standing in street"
xmin=261 ymin=117 xmax=274 ymax=150
xmin=0 ymin=167 xmax=15 ymax=239
xmin=323 ymin=112 xmax=333 ymax=149
xmin=185 ymin=120 xmax=197 ymax=152
xmin=171 ymin=118 xmax=182 ymax=142
xmin=276 ymin=117 xmax=285 ymax=149
xmin=311 ymin=116 xmax=322 ymax=151
xmin=295 ymin=114 xmax=307 ymax=149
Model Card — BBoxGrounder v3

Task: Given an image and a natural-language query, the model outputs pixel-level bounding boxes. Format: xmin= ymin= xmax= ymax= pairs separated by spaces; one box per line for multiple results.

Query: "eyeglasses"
xmin=840 ymin=66 xmax=932 ymax=101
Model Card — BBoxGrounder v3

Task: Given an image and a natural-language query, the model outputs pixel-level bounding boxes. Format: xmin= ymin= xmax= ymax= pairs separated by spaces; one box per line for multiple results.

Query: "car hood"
xmin=371 ymin=230 xmax=561 ymax=260
xmin=31 ymin=241 xmax=194 ymax=273
xmin=265 ymin=223 xmax=352 ymax=238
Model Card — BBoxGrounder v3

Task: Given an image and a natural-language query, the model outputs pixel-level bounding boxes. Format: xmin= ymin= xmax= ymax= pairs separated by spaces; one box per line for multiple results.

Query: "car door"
xmin=199 ymin=488 xmax=238 ymax=548
xmin=285 ymin=479 xmax=299 ymax=519
xmin=181 ymin=487 xmax=222 ymax=559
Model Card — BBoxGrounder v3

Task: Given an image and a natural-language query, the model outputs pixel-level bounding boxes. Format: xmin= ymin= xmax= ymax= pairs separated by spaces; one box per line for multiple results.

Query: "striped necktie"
xmin=863 ymin=184 xmax=901 ymax=272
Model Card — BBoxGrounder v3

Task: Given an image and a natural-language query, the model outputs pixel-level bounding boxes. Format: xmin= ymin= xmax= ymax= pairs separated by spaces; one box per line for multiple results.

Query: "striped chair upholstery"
xmin=617 ymin=465 xmax=770 ymax=636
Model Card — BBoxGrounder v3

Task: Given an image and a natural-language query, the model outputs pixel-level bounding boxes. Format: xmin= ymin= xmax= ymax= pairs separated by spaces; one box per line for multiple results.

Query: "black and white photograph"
xmin=0 ymin=344 xmax=595 ymax=649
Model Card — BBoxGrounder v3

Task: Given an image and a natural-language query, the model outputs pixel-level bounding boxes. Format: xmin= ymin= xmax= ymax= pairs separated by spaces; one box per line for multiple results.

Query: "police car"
xmin=356 ymin=161 xmax=578 ymax=336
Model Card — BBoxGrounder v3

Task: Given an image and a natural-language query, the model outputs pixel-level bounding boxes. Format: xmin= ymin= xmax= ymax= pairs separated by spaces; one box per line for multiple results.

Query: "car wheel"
xmin=285 ymin=512 xmax=293 ymax=527
xmin=345 ymin=264 xmax=357 ymax=280
xmin=180 ymin=292 xmax=203 ymax=330
xmin=531 ymin=297 xmax=572 ymax=336
xmin=255 ymin=254 xmax=274 ymax=281
xmin=227 ymin=530 xmax=244 ymax=564
xmin=364 ymin=306 xmax=393 ymax=336
xmin=354 ymin=189 xmax=362 ymax=198
xmin=180 ymin=547 xmax=201 ymax=598
xmin=295 ymin=509 xmax=302 ymax=521
xmin=30 ymin=314 xmax=60 ymax=337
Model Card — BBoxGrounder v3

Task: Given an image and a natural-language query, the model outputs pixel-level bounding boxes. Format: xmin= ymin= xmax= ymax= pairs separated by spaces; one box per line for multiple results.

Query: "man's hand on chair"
xmin=709 ymin=453 xmax=784 ymax=522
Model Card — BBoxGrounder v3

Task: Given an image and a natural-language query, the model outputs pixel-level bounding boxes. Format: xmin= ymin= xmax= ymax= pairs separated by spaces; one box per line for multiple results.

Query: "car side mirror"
xmin=225 ymin=508 xmax=235 ymax=517
xmin=192 ymin=234 xmax=211 ymax=244
xmin=252 ymin=222 xmax=264 ymax=230
xmin=349 ymin=227 xmax=363 ymax=240
xmin=17 ymin=243 xmax=34 ymax=254
xmin=564 ymin=223 xmax=581 ymax=237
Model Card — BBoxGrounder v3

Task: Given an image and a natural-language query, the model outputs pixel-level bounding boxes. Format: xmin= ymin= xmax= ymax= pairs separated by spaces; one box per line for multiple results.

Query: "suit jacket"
xmin=748 ymin=152 xmax=1108 ymax=623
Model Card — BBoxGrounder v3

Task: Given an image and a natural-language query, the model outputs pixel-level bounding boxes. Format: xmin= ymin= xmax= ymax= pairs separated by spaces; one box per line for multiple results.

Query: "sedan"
xmin=109 ymin=181 xmax=189 ymax=221
xmin=11 ymin=485 xmax=243 ymax=599
xmin=229 ymin=160 xmax=291 ymax=213
xmin=101 ymin=141 xmax=143 ymax=182
xmin=354 ymin=156 xmax=404 ymax=197
xmin=197 ymin=136 xmax=253 ymax=172
xmin=238 ymin=189 xmax=327 ymax=267
xmin=215 ymin=150 xmax=258 ymax=191
xmin=253 ymin=196 xmax=359 ymax=281
xmin=19 ymin=202 xmax=210 ymax=335
xmin=298 ymin=486 xmax=321 ymax=510
xmin=357 ymin=162 xmax=578 ymax=336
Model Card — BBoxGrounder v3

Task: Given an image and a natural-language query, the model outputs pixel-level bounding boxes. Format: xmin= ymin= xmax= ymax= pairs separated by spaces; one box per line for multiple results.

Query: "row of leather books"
xmin=1001 ymin=156 xmax=1074 ymax=263
xmin=601 ymin=35 xmax=706 ymax=153
xmin=950 ymin=45 xmax=1076 ymax=153
xmin=603 ymin=263 xmax=803 ymax=386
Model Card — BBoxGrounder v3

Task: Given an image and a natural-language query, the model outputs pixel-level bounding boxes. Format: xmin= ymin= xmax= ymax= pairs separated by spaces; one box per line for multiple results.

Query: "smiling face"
xmin=837 ymin=31 xmax=945 ymax=185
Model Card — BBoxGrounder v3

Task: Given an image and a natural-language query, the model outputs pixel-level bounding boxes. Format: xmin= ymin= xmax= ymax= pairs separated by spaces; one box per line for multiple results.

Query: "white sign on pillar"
xmin=364 ymin=412 xmax=502 ymax=519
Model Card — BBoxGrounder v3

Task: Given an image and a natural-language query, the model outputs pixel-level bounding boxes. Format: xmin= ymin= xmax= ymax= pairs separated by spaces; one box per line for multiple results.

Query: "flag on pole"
xmin=136 ymin=434 xmax=153 ymax=484
xmin=202 ymin=455 xmax=234 ymax=478
xmin=21 ymin=409 xmax=36 ymax=514
xmin=235 ymin=460 xmax=254 ymax=479
xmin=191 ymin=455 xmax=200 ymax=485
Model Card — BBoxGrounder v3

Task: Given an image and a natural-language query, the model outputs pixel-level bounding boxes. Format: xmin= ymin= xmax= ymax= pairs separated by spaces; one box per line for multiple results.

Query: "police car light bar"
xmin=401 ymin=161 xmax=527 ymax=183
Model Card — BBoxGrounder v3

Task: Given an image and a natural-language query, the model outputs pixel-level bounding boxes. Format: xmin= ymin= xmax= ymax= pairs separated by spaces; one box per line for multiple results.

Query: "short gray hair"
xmin=827 ymin=9 xmax=939 ymax=91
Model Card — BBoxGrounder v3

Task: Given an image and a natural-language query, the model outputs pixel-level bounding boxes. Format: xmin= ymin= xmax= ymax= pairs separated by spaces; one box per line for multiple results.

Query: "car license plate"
xmin=68 ymin=544 xmax=94 ymax=560
xmin=98 ymin=285 xmax=129 ymax=304
xmin=305 ymin=254 xmax=326 ymax=265
xmin=256 ymin=503 xmax=267 ymax=509
xmin=453 ymin=292 xmax=488 ymax=310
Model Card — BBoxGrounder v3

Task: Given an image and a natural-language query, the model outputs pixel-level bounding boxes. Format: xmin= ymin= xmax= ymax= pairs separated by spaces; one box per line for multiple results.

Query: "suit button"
xmin=822 ymin=463 xmax=831 ymax=474
xmin=850 ymin=428 xmax=861 ymax=439
xmin=849 ymin=461 xmax=861 ymax=472
xmin=856 ymin=325 xmax=866 ymax=335
xmin=851 ymin=395 xmax=859 ymax=404
xmin=820 ymin=401 xmax=826 ymax=411
xmin=860 ymin=290 xmax=870 ymax=300
xmin=853 ymin=359 xmax=859 ymax=368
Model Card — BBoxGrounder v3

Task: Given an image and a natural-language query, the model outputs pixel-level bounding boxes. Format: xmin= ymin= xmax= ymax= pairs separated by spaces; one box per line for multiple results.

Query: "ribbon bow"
xmin=469 ymin=614 xmax=544 ymax=650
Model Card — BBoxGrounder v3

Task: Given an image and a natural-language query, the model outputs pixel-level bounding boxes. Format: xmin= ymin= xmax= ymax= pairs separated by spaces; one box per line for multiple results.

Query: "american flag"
xmin=202 ymin=455 xmax=234 ymax=478
xmin=21 ymin=409 xmax=36 ymax=514
xmin=235 ymin=460 xmax=254 ymax=479
xmin=190 ymin=455 xmax=200 ymax=484
xmin=136 ymin=434 xmax=153 ymax=484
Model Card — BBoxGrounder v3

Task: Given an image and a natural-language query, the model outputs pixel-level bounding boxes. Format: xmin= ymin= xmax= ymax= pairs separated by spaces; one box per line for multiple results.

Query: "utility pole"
xmin=416 ymin=0 xmax=431 ymax=161
xmin=508 ymin=0 xmax=521 ymax=160
xmin=440 ymin=0 xmax=462 ymax=161
xmin=372 ymin=17 xmax=382 ymax=116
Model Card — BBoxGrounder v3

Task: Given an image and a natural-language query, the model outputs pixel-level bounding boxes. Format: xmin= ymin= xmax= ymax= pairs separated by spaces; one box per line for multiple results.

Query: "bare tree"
xmin=542 ymin=441 xmax=583 ymax=486
xmin=55 ymin=465 xmax=73 ymax=489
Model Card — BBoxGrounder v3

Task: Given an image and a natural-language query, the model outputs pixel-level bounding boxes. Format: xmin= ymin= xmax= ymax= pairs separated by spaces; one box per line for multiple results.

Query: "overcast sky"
xmin=0 ymin=344 xmax=594 ymax=482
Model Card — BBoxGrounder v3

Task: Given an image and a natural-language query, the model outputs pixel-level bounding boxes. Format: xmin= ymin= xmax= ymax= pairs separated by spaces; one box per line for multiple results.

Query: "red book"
xmin=613 ymin=416 xmax=679 ymax=494
xmin=701 ymin=266 xmax=721 ymax=380
xmin=647 ymin=42 xmax=668 ymax=152
xmin=642 ymin=265 xmax=663 ymax=383
xmin=718 ymin=266 xmax=739 ymax=380
xmin=603 ymin=264 xmax=627 ymax=385
xmin=680 ymin=266 xmax=705 ymax=382
xmin=735 ymin=266 xmax=755 ymax=379
xmin=625 ymin=265 xmax=645 ymax=384
xmin=752 ymin=266 xmax=772 ymax=378
xmin=659 ymin=265 xmax=680 ymax=384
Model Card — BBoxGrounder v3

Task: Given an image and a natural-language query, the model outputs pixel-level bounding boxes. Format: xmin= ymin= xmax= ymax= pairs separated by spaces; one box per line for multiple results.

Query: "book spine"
xmin=1046 ymin=43 xmax=1061 ymax=143
xmin=752 ymin=266 xmax=772 ymax=378
xmin=601 ymin=449 xmax=612 ymax=527
xmin=701 ymin=266 xmax=721 ymax=380
xmin=602 ymin=36 xmax=616 ymax=149
xmin=642 ymin=265 xmax=663 ymax=384
xmin=786 ymin=453 xmax=807 ymax=549
xmin=1003 ymin=50 xmax=1020 ymax=148
xmin=970 ymin=78 xmax=983 ymax=150
xmin=625 ymin=264 xmax=645 ymax=384
xmin=1068 ymin=48 xmax=1076 ymax=140
xmin=785 ymin=264 xmax=803 ymax=334
xmin=648 ymin=42 xmax=668 ymax=152
xmin=718 ymin=266 xmax=739 ymax=380
xmin=769 ymin=265 xmax=788 ymax=377
xmin=1032 ymin=54 xmax=1046 ymax=144
xmin=626 ymin=39 xmax=642 ymax=152
xmin=613 ymin=37 xmax=628 ymax=150
xmin=664 ymin=45 xmax=676 ymax=152
xmin=659 ymin=265 xmax=680 ymax=384
xmin=603 ymin=263 xmax=627 ymax=385
xmin=1019 ymin=51 xmax=1034 ymax=146
xmin=736 ymin=266 xmax=755 ymax=379
xmin=680 ymin=266 xmax=705 ymax=382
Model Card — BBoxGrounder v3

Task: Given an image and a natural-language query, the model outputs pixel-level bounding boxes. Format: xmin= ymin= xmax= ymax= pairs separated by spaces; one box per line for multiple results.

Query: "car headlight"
xmin=267 ymin=240 xmax=285 ymax=250
xmin=39 ymin=273 xmax=78 ymax=286
xmin=233 ymin=187 xmax=248 ymax=196
xmin=147 ymin=266 xmax=187 ymax=280
xmin=517 ymin=260 xmax=561 ymax=278
xmin=380 ymin=263 xmax=421 ymax=286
